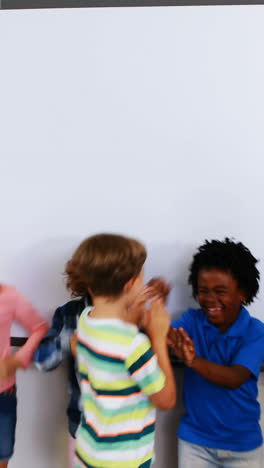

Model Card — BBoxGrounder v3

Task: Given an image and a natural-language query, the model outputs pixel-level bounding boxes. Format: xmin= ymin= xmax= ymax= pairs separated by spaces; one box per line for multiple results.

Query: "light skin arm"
xmin=168 ymin=328 xmax=251 ymax=389
xmin=145 ymin=301 xmax=176 ymax=410
xmin=147 ymin=278 xmax=171 ymax=304
xmin=13 ymin=292 xmax=49 ymax=369
xmin=70 ymin=333 xmax=78 ymax=358
xmin=0 ymin=356 xmax=23 ymax=381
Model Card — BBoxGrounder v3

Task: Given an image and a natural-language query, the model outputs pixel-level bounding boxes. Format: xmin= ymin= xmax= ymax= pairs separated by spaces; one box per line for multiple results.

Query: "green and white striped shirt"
xmin=75 ymin=307 xmax=165 ymax=468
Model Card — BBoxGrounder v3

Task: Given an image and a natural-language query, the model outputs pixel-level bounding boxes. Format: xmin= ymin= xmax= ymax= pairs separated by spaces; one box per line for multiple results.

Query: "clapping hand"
xmin=167 ymin=327 xmax=196 ymax=367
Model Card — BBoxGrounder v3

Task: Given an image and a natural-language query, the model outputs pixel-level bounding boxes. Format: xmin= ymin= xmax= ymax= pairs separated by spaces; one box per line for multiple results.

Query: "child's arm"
xmin=147 ymin=278 xmax=171 ymax=303
xmin=34 ymin=306 xmax=68 ymax=371
xmin=126 ymin=301 xmax=176 ymax=411
xmin=0 ymin=356 xmax=25 ymax=379
xmin=145 ymin=301 xmax=176 ymax=409
xmin=13 ymin=292 xmax=49 ymax=370
xmin=0 ymin=291 xmax=49 ymax=380
xmin=170 ymin=328 xmax=263 ymax=389
xmin=70 ymin=332 xmax=77 ymax=358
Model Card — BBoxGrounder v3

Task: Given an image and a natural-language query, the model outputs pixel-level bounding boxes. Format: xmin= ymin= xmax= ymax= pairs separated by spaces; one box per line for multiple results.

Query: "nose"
xmin=203 ymin=291 xmax=219 ymax=306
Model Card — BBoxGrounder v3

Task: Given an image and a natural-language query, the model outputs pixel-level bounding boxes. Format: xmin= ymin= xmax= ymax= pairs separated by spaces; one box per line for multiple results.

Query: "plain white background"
xmin=0 ymin=4 xmax=264 ymax=467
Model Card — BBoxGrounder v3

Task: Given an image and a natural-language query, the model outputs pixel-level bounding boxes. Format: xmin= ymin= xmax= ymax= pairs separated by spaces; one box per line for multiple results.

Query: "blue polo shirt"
xmin=171 ymin=307 xmax=264 ymax=451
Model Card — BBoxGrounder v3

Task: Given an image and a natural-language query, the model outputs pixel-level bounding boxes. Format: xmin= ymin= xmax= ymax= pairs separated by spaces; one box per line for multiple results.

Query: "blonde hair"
xmin=65 ymin=233 xmax=146 ymax=298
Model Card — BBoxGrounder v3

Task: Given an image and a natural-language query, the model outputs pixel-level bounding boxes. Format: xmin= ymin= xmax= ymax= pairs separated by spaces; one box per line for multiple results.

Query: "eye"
xmin=216 ymin=290 xmax=226 ymax=295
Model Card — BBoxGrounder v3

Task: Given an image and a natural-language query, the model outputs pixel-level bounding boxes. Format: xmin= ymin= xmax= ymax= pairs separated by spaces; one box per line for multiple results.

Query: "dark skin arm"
xmin=168 ymin=327 xmax=251 ymax=389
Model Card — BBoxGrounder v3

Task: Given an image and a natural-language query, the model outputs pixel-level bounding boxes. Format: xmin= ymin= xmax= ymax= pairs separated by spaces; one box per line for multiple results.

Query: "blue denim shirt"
xmin=34 ymin=296 xmax=91 ymax=437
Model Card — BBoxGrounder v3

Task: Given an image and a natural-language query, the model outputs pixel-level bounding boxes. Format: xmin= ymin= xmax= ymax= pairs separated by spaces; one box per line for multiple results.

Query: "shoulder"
xmin=125 ymin=331 xmax=153 ymax=365
xmin=58 ymin=298 xmax=86 ymax=316
xmin=247 ymin=315 xmax=264 ymax=340
xmin=171 ymin=307 xmax=202 ymax=327
xmin=134 ymin=330 xmax=151 ymax=345
xmin=0 ymin=285 xmax=32 ymax=305
xmin=78 ymin=306 xmax=91 ymax=326
xmin=0 ymin=284 xmax=22 ymax=297
xmin=126 ymin=330 xmax=151 ymax=353
xmin=236 ymin=310 xmax=264 ymax=350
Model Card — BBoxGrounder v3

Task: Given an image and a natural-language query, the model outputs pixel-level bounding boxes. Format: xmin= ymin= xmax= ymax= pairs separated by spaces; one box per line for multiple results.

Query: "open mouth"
xmin=205 ymin=307 xmax=223 ymax=320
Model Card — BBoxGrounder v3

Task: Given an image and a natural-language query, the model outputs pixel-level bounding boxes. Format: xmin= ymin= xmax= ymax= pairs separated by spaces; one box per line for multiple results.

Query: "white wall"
xmin=1 ymin=4 xmax=264 ymax=468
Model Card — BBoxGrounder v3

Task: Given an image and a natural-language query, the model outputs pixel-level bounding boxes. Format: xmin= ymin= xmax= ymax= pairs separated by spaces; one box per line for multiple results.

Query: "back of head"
xmin=189 ymin=237 xmax=260 ymax=305
xmin=65 ymin=233 xmax=147 ymax=298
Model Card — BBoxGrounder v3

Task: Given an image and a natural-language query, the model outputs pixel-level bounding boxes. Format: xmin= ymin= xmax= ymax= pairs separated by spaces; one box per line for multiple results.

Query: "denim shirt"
xmin=34 ymin=296 xmax=91 ymax=437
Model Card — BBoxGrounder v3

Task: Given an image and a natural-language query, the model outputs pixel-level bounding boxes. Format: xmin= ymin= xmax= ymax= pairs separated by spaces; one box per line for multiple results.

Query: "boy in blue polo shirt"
xmin=168 ymin=238 xmax=264 ymax=468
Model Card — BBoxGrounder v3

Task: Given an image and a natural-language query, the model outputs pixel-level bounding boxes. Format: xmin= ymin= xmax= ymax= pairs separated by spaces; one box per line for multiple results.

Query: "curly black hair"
xmin=189 ymin=238 xmax=260 ymax=305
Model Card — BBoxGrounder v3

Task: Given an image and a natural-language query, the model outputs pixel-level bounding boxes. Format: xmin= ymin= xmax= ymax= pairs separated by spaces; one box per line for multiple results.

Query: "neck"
xmin=90 ymin=296 xmax=129 ymax=321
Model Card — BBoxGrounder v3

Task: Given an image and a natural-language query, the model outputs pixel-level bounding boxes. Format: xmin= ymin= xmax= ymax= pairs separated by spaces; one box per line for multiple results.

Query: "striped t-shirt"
xmin=75 ymin=307 xmax=165 ymax=468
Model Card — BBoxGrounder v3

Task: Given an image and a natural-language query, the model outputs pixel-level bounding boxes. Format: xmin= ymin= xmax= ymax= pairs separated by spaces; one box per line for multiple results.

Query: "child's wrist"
xmin=185 ymin=355 xmax=197 ymax=368
xmin=12 ymin=357 xmax=23 ymax=371
xmin=150 ymin=333 xmax=167 ymax=345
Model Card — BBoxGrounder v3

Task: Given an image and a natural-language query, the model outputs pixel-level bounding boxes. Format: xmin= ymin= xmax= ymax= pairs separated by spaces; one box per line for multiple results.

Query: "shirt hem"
xmin=178 ymin=428 xmax=263 ymax=452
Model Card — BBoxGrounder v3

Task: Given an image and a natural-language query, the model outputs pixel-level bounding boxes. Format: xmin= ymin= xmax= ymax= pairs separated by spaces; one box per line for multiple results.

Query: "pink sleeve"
xmin=13 ymin=291 xmax=49 ymax=369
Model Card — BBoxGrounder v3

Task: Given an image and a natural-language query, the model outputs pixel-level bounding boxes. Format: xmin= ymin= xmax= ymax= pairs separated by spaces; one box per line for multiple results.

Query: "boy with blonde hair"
xmin=65 ymin=233 xmax=176 ymax=468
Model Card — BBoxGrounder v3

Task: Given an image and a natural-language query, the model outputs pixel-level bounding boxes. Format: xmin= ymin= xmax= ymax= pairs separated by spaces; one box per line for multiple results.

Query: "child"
xmin=34 ymin=294 xmax=92 ymax=468
xmin=65 ymin=233 xmax=176 ymax=468
xmin=168 ymin=238 xmax=264 ymax=468
xmin=0 ymin=284 xmax=48 ymax=468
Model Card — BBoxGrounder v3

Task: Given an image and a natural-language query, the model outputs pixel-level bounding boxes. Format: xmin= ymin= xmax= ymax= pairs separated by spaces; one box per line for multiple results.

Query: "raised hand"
xmin=167 ymin=327 xmax=185 ymax=361
xmin=144 ymin=300 xmax=171 ymax=342
xmin=147 ymin=277 xmax=171 ymax=304
xmin=168 ymin=328 xmax=196 ymax=367
xmin=128 ymin=286 xmax=151 ymax=327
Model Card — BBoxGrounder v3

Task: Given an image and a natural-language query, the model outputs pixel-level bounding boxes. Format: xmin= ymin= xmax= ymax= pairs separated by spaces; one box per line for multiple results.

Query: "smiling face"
xmin=197 ymin=268 xmax=246 ymax=333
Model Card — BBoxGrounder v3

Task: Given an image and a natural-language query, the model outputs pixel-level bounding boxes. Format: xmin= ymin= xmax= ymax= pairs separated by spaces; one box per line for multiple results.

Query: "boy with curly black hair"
xmin=168 ymin=238 xmax=264 ymax=468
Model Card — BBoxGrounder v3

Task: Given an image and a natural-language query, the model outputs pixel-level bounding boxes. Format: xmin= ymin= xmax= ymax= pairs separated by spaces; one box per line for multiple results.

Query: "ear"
xmin=239 ymin=289 xmax=247 ymax=304
xmin=124 ymin=277 xmax=137 ymax=293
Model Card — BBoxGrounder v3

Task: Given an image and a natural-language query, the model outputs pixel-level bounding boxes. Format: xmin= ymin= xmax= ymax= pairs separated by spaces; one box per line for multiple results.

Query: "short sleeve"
xmin=13 ymin=290 xmax=46 ymax=332
xmin=171 ymin=308 xmax=196 ymax=338
xmin=125 ymin=333 xmax=165 ymax=396
xmin=13 ymin=289 xmax=48 ymax=368
xmin=232 ymin=332 xmax=264 ymax=379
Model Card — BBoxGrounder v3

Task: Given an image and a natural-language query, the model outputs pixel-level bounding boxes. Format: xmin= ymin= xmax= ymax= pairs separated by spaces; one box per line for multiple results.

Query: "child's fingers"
xmin=178 ymin=328 xmax=189 ymax=338
xmin=183 ymin=342 xmax=192 ymax=359
xmin=134 ymin=287 xmax=153 ymax=303
xmin=147 ymin=278 xmax=171 ymax=298
xmin=167 ymin=338 xmax=174 ymax=348
xmin=179 ymin=329 xmax=195 ymax=351
xmin=143 ymin=286 xmax=155 ymax=296
xmin=179 ymin=328 xmax=192 ymax=343
xmin=167 ymin=327 xmax=177 ymax=340
xmin=175 ymin=330 xmax=183 ymax=349
xmin=167 ymin=335 xmax=181 ymax=354
xmin=141 ymin=287 xmax=153 ymax=299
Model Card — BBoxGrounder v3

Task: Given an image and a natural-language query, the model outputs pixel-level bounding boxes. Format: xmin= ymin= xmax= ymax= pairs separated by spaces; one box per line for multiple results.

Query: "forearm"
xmin=0 ymin=355 xmax=24 ymax=380
xmin=190 ymin=356 xmax=249 ymax=389
xmin=15 ymin=322 xmax=49 ymax=369
xmin=10 ymin=356 xmax=24 ymax=372
xmin=34 ymin=338 xmax=63 ymax=371
xmin=35 ymin=329 xmax=75 ymax=371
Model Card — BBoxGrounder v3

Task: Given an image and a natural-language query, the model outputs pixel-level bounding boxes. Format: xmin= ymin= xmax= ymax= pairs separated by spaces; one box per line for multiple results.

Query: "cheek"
xmin=197 ymin=295 xmax=205 ymax=305
xmin=133 ymin=278 xmax=144 ymax=295
xmin=223 ymin=297 xmax=241 ymax=311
